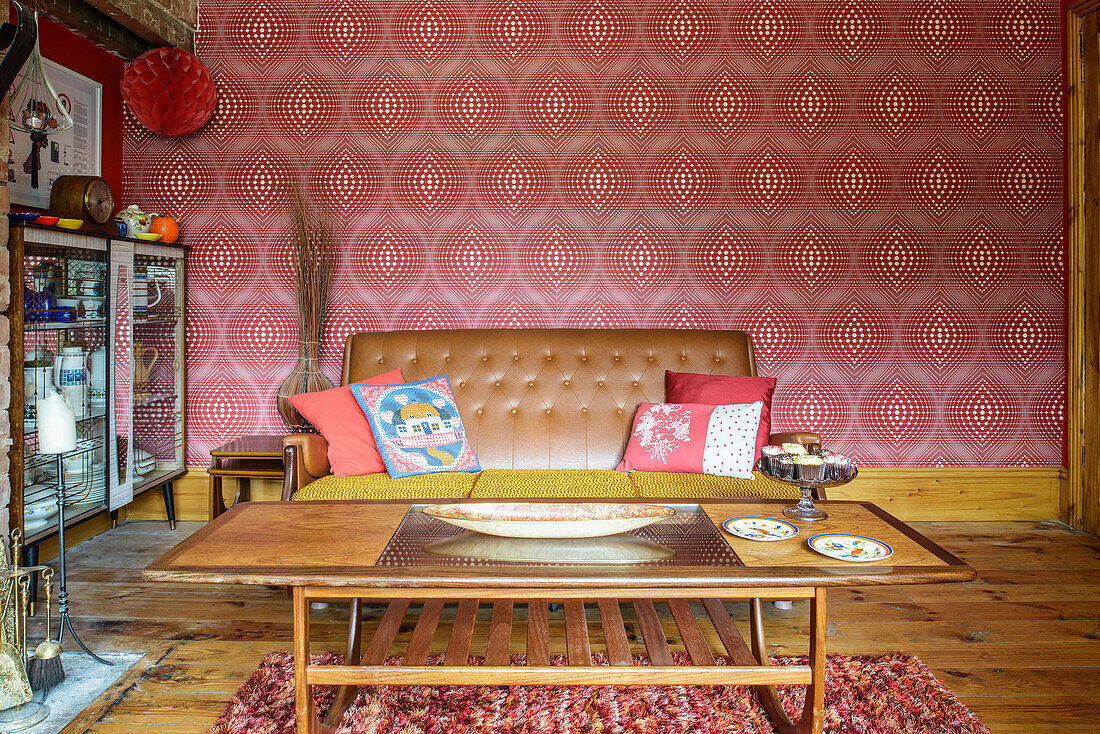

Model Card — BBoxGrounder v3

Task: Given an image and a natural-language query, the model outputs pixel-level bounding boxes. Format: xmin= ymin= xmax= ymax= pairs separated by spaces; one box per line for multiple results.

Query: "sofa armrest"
xmin=281 ymin=433 xmax=332 ymax=500
xmin=769 ymin=431 xmax=821 ymax=448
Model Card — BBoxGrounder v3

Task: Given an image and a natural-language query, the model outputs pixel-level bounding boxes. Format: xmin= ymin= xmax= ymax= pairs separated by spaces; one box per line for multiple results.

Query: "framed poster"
xmin=6 ymin=58 xmax=102 ymax=208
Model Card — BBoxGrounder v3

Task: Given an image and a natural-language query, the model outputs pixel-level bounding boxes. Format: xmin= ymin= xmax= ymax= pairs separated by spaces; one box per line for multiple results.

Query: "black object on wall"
xmin=0 ymin=0 xmax=36 ymax=98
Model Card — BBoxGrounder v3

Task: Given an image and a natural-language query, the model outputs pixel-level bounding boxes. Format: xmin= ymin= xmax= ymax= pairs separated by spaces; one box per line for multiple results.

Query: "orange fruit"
xmin=150 ymin=216 xmax=179 ymax=243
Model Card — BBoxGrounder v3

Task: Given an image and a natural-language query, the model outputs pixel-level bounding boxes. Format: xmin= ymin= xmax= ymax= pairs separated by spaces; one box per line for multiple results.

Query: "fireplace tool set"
xmin=0 ymin=529 xmax=52 ymax=731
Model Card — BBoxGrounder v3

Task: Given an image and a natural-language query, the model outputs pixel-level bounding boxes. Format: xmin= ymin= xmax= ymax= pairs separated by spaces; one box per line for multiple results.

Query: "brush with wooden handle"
xmin=28 ymin=568 xmax=63 ymax=692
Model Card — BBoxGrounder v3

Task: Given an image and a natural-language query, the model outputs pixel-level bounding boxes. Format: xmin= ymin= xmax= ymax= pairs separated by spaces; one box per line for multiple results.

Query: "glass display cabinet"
xmin=7 ymin=224 xmax=186 ymax=600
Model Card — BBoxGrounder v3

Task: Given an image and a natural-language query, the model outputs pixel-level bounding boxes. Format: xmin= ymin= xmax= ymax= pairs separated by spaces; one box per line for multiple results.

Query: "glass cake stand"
xmin=757 ymin=462 xmax=859 ymax=522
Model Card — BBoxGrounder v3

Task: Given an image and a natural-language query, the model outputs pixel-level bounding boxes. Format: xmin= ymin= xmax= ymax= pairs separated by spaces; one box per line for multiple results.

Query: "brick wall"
xmin=0 ymin=115 xmax=8 ymax=542
xmin=44 ymin=0 xmax=197 ymax=57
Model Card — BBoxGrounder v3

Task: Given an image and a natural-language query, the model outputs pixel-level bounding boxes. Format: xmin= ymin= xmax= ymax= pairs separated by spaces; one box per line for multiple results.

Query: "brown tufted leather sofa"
xmin=282 ymin=329 xmax=820 ymax=501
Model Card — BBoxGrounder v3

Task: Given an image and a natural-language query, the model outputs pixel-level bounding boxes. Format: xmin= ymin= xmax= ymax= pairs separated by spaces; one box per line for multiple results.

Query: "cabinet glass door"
xmin=131 ymin=244 xmax=185 ymax=490
xmin=20 ymin=235 xmax=110 ymax=538
xmin=108 ymin=241 xmax=133 ymax=508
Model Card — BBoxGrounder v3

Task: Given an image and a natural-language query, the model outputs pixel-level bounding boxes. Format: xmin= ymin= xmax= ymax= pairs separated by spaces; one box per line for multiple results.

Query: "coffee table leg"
xmin=749 ymin=589 xmax=826 ymax=734
xmin=293 ymin=587 xmax=320 ymax=734
xmin=323 ymin=598 xmax=362 ymax=728
xmin=804 ymin=587 xmax=826 ymax=734
xmin=749 ymin=598 xmax=796 ymax=729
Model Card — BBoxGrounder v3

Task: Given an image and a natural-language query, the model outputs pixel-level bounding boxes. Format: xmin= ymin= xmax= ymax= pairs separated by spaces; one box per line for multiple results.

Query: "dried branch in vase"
xmin=276 ymin=183 xmax=335 ymax=430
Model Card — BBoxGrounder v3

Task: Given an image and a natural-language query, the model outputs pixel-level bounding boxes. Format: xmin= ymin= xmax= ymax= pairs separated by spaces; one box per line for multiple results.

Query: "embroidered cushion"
xmin=616 ymin=402 xmax=763 ymax=479
xmin=288 ymin=367 xmax=404 ymax=477
xmin=291 ymin=471 xmax=476 ymax=501
xmin=351 ymin=375 xmax=481 ymax=478
xmin=665 ymin=371 xmax=777 ymax=461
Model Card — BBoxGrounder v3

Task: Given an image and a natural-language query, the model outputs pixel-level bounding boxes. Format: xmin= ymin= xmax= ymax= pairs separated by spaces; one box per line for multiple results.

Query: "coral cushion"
xmin=666 ymin=371 xmax=777 ymax=461
xmin=616 ymin=402 xmax=763 ymax=479
xmin=289 ymin=367 xmax=404 ymax=477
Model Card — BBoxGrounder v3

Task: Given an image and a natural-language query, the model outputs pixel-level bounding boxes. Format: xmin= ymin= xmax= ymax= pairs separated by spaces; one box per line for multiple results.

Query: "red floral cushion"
xmin=616 ymin=402 xmax=762 ymax=479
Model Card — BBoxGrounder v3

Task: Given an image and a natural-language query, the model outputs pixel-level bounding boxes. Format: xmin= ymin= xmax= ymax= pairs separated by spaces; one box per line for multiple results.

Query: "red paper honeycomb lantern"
xmin=121 ymin=48 xmax=217 ymax=138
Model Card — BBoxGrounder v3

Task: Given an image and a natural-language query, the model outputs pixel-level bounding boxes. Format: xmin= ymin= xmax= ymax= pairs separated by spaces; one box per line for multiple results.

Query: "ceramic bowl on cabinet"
xmin=24 ymin=498 xmax=59 ymax=532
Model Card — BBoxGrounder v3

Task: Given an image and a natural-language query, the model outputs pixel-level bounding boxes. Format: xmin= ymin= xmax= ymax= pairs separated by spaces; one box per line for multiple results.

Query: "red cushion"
xmin=289 ymin=368 xmax=404 ymax=477
xmin=665 ymin=371 xmax=776 ymax=461
xmin=616 ymin=402 xmax=762 ymax=478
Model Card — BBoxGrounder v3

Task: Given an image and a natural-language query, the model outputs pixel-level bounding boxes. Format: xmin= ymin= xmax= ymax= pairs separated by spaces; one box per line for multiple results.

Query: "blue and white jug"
xmin=53 ymin=346 xmax=87 ymax=420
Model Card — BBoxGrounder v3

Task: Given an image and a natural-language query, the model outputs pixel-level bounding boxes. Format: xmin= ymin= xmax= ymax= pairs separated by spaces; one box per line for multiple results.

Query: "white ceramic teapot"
xmin=118 ymin=205 xmax=152 ymax=235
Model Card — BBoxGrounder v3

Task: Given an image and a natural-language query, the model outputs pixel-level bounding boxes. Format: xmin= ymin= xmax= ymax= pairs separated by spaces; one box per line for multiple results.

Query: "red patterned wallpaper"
xmin=122 ymin=0 xmax=1065 ymax=468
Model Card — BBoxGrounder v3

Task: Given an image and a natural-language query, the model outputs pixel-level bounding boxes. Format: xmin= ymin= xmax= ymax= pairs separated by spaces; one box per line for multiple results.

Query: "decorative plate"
xmin=421 ymin=503 xmax=677 ymax=539
xmin=807 ymin=533 xmax=893 ymax=562
xmin=722 ymin=516 xmax=798 ymax=541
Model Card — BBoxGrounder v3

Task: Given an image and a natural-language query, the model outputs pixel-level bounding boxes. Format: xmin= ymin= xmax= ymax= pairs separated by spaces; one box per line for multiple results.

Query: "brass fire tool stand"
xmin=0 ymin=530 xmax=50 ymax=731
xmin=54 ymin=458 xmax=112 ymax=666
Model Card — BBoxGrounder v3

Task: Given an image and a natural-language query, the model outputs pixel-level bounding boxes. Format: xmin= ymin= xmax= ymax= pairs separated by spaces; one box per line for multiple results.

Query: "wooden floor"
xmin=37 ymin=518 xmax=1100 ymax=733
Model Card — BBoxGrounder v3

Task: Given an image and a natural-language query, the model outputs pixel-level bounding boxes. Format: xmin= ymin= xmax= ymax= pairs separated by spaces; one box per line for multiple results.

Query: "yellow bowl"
xmin=56 ymin=218 xmax=83 ymax=229
xmin=134 ymin=232 xmax=162 ymax=241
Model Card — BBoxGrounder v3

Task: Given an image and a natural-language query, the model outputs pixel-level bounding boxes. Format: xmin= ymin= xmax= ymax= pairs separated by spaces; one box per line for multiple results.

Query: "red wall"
xmin=123 ymin=0 xmax=1067 ymax=469
xmin=12 ymin=15 xmax=124 ymax=211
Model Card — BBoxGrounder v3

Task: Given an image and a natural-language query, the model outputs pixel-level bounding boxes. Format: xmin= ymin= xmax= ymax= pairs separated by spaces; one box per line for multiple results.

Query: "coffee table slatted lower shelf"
xmin=301 ymin=595 xmax=815 ymax=733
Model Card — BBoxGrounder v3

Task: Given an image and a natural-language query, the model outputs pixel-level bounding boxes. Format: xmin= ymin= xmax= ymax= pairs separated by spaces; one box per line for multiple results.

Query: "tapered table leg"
xmin=237 ymin=476 xmax=251 ymax=505
xmin=293 ymin=587 xmax=321 ymax=734
xmin=750 ymin=590 xmax=826 ymax=734
xmin=748 ymin=597 xmax=797 ymax=729
xmin=804 ymin=588 xmax=827 ymax=734
xmin=323 ymin=598 xmax=362 ymax=728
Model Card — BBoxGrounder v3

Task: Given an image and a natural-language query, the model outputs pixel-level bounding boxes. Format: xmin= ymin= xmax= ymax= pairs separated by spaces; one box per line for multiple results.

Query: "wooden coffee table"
xmin=145 ymin=499 xmax=974 ymax=734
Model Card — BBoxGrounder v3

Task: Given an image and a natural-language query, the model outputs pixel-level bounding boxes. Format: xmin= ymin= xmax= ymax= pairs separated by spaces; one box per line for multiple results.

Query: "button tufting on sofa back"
xmin=341 ymin=329 xmax=756 ymax=470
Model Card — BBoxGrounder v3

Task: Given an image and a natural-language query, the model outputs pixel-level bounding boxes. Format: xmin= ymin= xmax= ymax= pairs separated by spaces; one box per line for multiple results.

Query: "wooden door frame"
xmin=1067 ymin=1 xmax=1100 ymax=535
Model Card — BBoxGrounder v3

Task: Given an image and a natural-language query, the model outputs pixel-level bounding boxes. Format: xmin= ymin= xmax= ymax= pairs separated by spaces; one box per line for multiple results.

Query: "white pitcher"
xmin=53 ymin=346 xmax=87 ymax=420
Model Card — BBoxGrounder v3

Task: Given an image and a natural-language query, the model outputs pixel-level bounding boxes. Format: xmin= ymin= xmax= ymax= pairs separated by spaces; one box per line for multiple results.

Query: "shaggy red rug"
xmin=208 ymin=652 xmax=988 ymax=734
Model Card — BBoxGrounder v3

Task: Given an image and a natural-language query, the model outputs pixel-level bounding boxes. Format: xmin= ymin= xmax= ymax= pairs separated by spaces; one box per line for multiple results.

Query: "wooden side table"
xmin=208 ymin=435 xmax=286 ymax=520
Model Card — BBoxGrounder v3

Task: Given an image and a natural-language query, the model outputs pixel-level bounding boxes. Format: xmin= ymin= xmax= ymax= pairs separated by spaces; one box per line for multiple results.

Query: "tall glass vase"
xmin=276 ymin=341 xmax=333 ymax=430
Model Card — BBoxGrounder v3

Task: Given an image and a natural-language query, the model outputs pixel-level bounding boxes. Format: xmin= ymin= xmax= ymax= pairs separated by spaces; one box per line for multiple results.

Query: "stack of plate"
xmin=23 ymin=482 xmax=53 ymax=502
xmin=65 ymin=463 xmax=106 ymax=503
